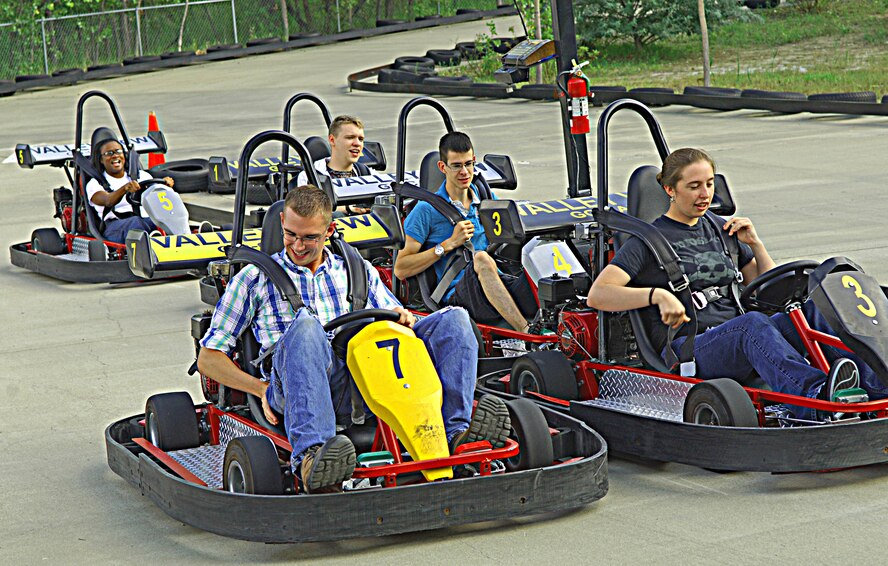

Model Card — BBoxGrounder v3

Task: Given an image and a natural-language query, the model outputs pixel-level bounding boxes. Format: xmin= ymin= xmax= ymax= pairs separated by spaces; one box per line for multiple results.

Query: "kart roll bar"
xmin=71 ymin=91 xmax=134 ymax=238
xmin=395 ymin=97 xmax=456 ymax=185
xmin=280 ymin=92 xmax=333 ymax=183
xmin=230 ymin=130 xmax=327 ymax=247
xmin=594 ymin=99 xmax=672 ymax=366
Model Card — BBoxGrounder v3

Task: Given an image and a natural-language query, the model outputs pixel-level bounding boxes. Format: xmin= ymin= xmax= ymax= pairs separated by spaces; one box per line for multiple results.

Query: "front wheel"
xmin=683 ymin=379 xmax=758 ymax=427
xmin=510 ymin=351 xmax=579 ymax=400
xmin=31 ymin=228 xmax=66 ymax=255
xmin=223 ymin=436 xmax=284 ymax=495
xmin=503 ymin=398 xmax=554 ymax=472
xmin=144 ymin=392 xmax=200 ymax=451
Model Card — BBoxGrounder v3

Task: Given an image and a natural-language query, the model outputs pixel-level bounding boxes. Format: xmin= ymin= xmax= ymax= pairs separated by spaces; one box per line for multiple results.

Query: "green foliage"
xmin=575 ymin=0 xmax=752 ymax=49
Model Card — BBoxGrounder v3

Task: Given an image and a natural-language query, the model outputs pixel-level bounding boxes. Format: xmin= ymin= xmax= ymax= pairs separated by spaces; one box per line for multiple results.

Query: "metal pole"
xmin=41 ymin=19 xmax=49 ymax=74
xmin=230 ymin=0 xmax=238 ymax=43
xmin=335 ymin=0 xmax=341 ymax=33
xmin=534 ymin=0 xmax=542 ymax=84
xmin=136 ymin=7 xmax=143 ymax=56
xmin=551 ymin=0 xmax=591 ymax=197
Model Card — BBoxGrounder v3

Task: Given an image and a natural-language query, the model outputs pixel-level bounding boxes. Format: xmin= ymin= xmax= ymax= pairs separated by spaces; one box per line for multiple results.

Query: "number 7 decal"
xmin=376 ymin=338 xmax=404 ymax=379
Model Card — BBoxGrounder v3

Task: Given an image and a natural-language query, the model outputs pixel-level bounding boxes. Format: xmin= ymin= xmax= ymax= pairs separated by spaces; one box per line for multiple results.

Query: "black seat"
xmin=303 ymin=135 xmax=331 ymax=163
xmin=419 ymin=151 xmax=444 ymax=191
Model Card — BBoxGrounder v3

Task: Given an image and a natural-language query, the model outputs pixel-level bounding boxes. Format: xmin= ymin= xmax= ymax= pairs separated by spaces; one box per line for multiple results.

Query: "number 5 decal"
xmin=157 ymin=190 xmax=173 ymax=211
xmin=376 ymin=338 xmax=404 ymax=379
xmin=841 ymin=274 xmax=877 ymax=317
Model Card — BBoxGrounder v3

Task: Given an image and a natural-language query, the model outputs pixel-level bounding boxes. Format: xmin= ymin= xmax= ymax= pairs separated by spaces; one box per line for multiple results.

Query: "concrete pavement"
xmin=2 ymin=15 xmax=888 ymax=564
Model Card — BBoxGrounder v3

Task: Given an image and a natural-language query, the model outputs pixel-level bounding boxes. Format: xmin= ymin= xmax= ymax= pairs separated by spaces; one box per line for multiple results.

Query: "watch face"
xmin=435 ymin=244 xmax=444 ymax=256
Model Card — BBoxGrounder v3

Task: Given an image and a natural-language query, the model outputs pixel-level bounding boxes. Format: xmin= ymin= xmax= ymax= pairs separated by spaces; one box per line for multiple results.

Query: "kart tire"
xmin=504 ymin=398 xmax=554 ymax=472
xmin=223 ymin=436 xmax=284 ymax=495
xmin=683 ymin=379 xmax=758 ymax=427
xmin=378 ymin=68 xmax=431 ymax=85
xmin=148 ymin=158 xmax=210 ymax=193
xmin=207 ymin=43 xmax=241 ymax=52
xmin=289 ymin=32 xmax=321 ymax=40
xmin=682 ymin=86 xmax=742 ymax=97
xmin=246 ymin=37 xmax=281 ymax=47
xmin=15 ymin=74 xmax=50 ymax=82
xmin=88 ymin=239 xmax=107 ymax=262
xmin=376 ymin=19 xmax=407 ymax=27
xmin=740 ymin=89 xmax=807 ymax=100
xmin=145 ymin=392 xmax=200 ymax=451
xmin=425 ymin=49 xmax=461 ymax=65
xmin=393 ymin=56 xmax=435 ymax=72
xmin=630 ymin=87 xmax=675 ymax=94
xmin=31 ymin=228 xmax=66 ymax=255
xmin=510 ymin=351 xmax=579 ymax=401
xmin=161 ymin=50 xmax=194 ymax=59
xmin=246 ymin=180 xmax=275 ymax=205
xmin=422 ymin=76 xmax=472 ymax=86
xmin=123 ymin=55 xmax=162 ymax=65
xmin=808 ymin=91 xmax=877 ymax=103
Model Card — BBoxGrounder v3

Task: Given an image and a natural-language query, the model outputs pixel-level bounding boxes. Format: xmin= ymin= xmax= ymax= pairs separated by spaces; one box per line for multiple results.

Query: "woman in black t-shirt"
xmin=586 ymin=148 xmax=878 ymax=419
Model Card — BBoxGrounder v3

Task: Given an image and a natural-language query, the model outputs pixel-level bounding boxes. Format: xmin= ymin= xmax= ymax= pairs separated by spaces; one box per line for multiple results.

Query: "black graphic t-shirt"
xmin=610 ymin=214 xmax=754 ymax=351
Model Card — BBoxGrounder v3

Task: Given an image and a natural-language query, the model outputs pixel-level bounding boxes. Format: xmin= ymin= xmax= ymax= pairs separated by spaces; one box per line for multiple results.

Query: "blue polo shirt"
xmin=403 ymin=182 xmax=496 ymax=300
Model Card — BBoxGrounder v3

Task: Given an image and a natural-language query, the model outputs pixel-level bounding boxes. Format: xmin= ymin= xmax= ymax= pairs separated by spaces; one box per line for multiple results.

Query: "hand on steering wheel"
xmin=126 ymin=177 xmax=173 ymax=207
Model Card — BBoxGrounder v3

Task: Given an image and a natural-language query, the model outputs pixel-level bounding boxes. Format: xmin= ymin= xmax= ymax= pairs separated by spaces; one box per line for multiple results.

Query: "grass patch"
xmin=445 ymin=0 xmax=888 ymax=95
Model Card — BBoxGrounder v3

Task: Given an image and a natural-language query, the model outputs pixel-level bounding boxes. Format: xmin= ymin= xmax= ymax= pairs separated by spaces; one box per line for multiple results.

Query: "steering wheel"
xmin=325 ymin=309 xmax=403 ymax=359
xmin=740 ymin=260 xmax=820 ymax=313
xmin=126 ymin=177 xmax=172 ymax=207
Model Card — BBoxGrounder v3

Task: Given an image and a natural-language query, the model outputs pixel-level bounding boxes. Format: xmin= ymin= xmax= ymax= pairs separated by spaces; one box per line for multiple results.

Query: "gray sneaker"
xmin=822 ymin=358 xmax=860 ymax=402
xmin=450 ymin=394 xmax=511 ymax=453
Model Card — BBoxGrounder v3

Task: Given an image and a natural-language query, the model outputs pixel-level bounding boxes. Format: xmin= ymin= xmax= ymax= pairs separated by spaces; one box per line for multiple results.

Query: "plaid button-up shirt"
xmin=200 ymin=248 xmax=400 ymax=358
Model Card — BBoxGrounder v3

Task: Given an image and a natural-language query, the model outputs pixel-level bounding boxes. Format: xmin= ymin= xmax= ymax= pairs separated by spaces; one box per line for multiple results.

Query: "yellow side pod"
xmin=347 ymin=321 xmax=452 ymax=481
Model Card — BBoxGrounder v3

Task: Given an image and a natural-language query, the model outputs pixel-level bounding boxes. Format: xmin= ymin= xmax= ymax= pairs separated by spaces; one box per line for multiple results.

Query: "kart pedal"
xmin=357 ymin=451 xmax=395 ymax=468
xmin=832 ymin=387 xmax=869 ymax=405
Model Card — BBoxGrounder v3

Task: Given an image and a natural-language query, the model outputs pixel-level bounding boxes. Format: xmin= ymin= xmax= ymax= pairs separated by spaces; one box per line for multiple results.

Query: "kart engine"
xmin=558 ymin=310 xmax=598 ymax=359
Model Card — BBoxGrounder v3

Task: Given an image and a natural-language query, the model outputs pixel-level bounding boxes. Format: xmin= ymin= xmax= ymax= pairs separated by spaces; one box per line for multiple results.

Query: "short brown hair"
xmin=329 ymin=115 xmax=364 ymax=137
xmin=657 ymin=148 xmax=716 ymax=189
xmin=284 ymin=184 xmax=333 ymax=224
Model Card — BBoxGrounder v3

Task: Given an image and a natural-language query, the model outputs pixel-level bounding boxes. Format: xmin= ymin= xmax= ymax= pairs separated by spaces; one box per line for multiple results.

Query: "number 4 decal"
xmin=376 ymin=338 xmax=404 ymax=379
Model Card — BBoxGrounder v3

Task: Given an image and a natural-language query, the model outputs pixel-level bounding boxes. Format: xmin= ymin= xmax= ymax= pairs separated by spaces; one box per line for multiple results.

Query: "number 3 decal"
xmin=491 ymin=211 xmax=502 ymax=236
xmin=841 ymin=274 xmax=877 ymax=318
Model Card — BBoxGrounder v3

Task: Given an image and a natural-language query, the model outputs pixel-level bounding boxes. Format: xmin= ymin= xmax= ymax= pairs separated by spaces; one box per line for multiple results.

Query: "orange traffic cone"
xmin=147 ymin=111 xmax=165 ymax=169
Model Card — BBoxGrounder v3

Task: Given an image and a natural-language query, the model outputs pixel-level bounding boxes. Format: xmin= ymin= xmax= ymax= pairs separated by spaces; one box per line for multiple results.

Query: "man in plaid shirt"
xmin=198 ymin=185 xmax=510 ymax=493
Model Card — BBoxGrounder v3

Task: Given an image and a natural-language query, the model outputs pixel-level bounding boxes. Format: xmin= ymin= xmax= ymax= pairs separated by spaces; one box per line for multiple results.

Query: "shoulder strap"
xmin=394 ymin=182 xmax=474 ymax=303
xmin=353 ymin=160 xmax=371 ymax=176
xmin=332 ymin=235 xmax=369 ymax=311
xmin=703 ymin=212 xmax=745 ymax=314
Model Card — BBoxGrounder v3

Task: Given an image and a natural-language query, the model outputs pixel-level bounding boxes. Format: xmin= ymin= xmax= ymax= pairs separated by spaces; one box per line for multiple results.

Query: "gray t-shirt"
xmin=610 ymin=214 xmax=754 ymax=351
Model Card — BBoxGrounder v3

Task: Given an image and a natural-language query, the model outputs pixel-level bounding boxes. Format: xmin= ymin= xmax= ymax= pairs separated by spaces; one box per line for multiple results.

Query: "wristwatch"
xmin=434 ymin=244 xmax=445 ymax=257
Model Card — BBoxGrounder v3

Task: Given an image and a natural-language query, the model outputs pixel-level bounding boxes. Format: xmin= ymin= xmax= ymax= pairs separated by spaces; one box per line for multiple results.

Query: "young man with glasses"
xmin=197 ymin=185 xmax=510 ymax=493
xmin=85 ymin=133 xmax=176 ymax=243
xmin=395 ymin=132 xmax=537 ymax=333
xmin=296 ymin=115 xmax=371 ymax=216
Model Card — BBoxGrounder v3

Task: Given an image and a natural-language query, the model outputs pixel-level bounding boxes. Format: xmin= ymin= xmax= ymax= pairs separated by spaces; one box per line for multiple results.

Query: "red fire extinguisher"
xmin=567 ymin=72 xmax=590 ymax=135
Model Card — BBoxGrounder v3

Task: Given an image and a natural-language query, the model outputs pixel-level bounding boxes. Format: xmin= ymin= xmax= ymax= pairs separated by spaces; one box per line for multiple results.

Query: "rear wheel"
xmin=223 ymin=436 xmax=284 ymax=495
xmin=504 ymin=398 xmax=554 ymax=471
xmin=683 ymin=379 xmax=758 ymax=427
xmin=510 ymin=351 xmax=579 ymax=400
xmin=31 ymin=228 xmax=66 ymax=255
xmin=145 ymin=392 xmax=200 ymax=451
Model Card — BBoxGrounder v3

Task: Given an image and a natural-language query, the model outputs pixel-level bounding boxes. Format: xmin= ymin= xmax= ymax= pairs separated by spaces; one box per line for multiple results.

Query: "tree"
xmin=574 ymin=0 xmax=747 ymax=49
xmin=698 ymin=0 xmax=710 ymax=86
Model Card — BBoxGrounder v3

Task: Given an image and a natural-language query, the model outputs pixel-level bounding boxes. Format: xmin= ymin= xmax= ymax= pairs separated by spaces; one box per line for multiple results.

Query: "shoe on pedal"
xmin=817 ymin=358 xmax=864 ymax=420
xmin=450 ymin=394 xmax=511 ymax=454
xmin=299 ymin=435 xmax=356 ymax=494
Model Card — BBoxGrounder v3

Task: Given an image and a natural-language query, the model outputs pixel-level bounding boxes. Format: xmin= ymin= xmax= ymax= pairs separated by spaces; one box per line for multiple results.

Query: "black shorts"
xmin=446 ymin=260 xmax=538 ymax=325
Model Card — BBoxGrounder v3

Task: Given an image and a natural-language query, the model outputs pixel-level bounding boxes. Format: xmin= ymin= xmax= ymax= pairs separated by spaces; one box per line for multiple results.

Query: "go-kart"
xmin=104 ymin=129 xmax=608 ymax=543
xmin=9 ymin=90 xmax=218 ymax=284
xmin=471 ymin=99 xmax=888 ymax=472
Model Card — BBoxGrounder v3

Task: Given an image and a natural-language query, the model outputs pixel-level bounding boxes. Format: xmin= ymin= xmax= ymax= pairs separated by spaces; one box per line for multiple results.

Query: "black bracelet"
xmin=649 ymin=287 xmax=656 ymax=306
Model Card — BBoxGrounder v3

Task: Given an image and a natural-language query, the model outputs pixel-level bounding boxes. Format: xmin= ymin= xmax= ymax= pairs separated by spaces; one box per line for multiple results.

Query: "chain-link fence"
xmin=0 ymin=0 xmax=500 ymax=80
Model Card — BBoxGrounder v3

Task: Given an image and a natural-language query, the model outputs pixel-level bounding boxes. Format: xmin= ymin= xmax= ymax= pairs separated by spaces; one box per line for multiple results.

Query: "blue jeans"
xmin=103 ymin=216 xmax=156 ymax=244
xmin=673 ymin=301 xmax=884 ymax=419
xmin=266 ymin=306 xmax=477 ymax=469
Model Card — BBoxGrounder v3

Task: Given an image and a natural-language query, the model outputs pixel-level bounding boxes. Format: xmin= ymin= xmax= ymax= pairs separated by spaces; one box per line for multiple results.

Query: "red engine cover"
xmin=558 ymin=310 xmax=598 ymax=359
xmin=60 ymin=206 xmax=87 ymax=234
